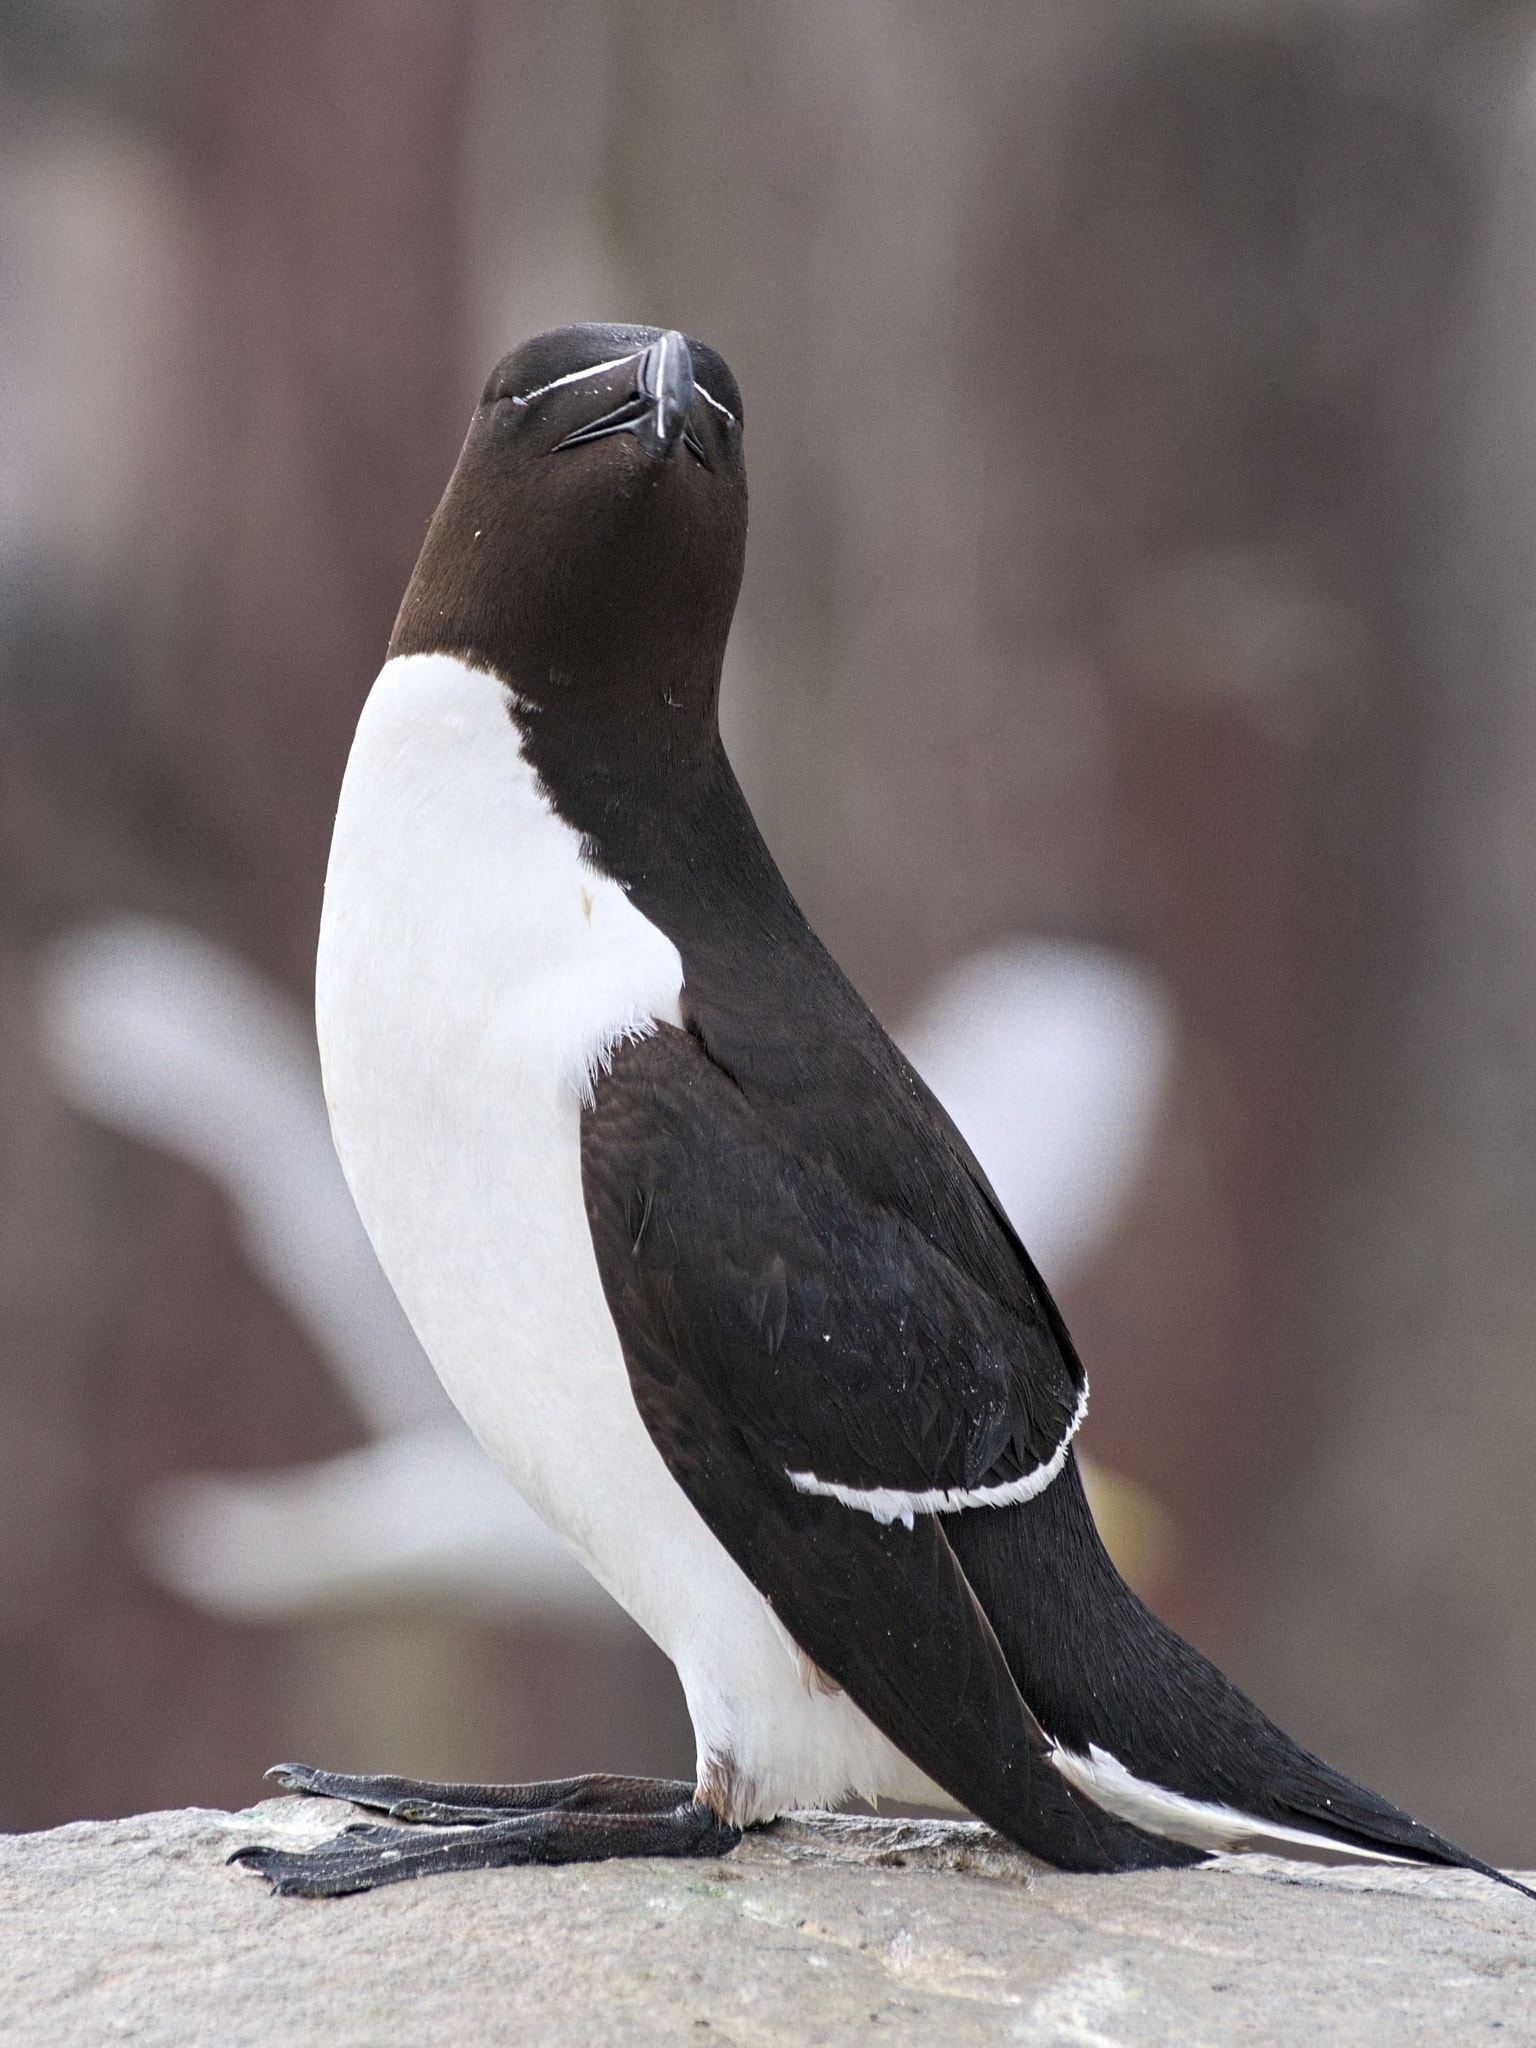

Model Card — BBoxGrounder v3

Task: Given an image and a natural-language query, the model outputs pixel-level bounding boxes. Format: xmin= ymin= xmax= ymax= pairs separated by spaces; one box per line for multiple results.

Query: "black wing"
xmin=590 ymin=1024 xmax=1083 ymax=1508
xmin=581 ymin=1023 xmax=1197 ymax=1872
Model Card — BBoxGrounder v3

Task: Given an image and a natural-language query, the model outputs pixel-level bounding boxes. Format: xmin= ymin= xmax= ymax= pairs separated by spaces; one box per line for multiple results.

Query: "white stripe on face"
xmin=512 ymin=351 xmax=644 ymax=409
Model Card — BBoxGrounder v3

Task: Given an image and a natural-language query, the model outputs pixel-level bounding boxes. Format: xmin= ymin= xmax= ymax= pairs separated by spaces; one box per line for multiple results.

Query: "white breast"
xmin=315 ymin=651 xmax=953 ymax=1820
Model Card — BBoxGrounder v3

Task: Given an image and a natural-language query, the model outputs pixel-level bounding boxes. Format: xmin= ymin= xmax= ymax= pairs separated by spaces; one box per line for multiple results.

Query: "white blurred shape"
xmin=33 ymin=920 xmax=1174 ymax=1621
xmin=897 ymin=940 xmax=1176 ymax=1283
xmin=35 ymin=919 xmax=607 ymax=1620
xmin=133 ymin=1422 xmax=613 ymax=1622
xmin=37 ymin=919 xmax=449 ymax=1437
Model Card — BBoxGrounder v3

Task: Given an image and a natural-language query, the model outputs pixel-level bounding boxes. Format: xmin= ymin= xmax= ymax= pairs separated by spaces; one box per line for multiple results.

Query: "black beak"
xmin=634 ymin=332 xmax=693 ymax=457
xmin=552 ymin=331 xmax=703 ymax=463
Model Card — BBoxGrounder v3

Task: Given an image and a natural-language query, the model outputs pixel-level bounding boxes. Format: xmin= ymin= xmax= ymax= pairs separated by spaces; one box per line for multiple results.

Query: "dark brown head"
xmin=390 ymin=325 xmax=747 ymax=742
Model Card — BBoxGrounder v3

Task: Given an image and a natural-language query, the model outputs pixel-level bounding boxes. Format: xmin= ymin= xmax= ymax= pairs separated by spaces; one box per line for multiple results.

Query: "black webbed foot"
xmin=231 ymin=1763 xmax=739 ymax=1897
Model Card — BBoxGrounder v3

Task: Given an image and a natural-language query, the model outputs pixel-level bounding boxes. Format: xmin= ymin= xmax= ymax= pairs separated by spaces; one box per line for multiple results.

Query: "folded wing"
xmin=580 ymin=1022 xmax=1198 ymax=1873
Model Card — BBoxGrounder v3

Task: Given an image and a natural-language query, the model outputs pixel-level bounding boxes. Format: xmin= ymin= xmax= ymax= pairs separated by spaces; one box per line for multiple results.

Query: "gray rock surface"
xmin=2 ymin=1797 xmax=1534 ymax=2044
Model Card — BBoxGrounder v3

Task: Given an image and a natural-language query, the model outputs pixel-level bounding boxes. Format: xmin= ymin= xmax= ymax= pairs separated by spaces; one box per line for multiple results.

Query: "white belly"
xmin=315 ymin=652 xmax=947 ymax=1820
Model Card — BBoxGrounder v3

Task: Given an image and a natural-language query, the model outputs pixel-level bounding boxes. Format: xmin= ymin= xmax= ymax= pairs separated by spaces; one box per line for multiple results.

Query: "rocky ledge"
xmin=2 ymin=1797 xmax=1533 ymax=2044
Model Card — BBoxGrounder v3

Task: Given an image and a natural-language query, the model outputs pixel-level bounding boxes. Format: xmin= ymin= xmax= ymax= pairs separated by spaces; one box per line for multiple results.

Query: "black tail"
xmin=947 ymin=1455 xmax=1534 ymax=1901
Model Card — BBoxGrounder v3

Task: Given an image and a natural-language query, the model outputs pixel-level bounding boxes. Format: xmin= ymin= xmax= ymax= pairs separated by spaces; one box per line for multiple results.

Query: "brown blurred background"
xmin=4 ymin=0 xmax=1536 ymax=1866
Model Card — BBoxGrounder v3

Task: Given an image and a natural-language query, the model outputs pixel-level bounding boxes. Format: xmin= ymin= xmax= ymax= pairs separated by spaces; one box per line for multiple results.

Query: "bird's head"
xmin=390 ymin=324 xmax=747 ymax=743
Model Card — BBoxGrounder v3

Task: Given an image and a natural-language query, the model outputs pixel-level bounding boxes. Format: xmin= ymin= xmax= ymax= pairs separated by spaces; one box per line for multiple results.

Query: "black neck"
xmin=510 ymin=691 xmax=802 ymax=951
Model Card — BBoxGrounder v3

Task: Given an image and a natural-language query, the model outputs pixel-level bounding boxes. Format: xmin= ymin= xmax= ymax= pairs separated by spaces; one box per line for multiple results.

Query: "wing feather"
xmin=584 ymin=1024 xmax=1082 ymax=1504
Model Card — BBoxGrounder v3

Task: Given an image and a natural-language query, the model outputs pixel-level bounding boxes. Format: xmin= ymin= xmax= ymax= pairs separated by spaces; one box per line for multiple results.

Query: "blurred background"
xmin=3 ymin=0 xmax=1536 ymax=1866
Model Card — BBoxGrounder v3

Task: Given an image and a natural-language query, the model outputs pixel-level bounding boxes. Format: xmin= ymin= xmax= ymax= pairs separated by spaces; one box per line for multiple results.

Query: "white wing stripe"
xmin=1048 ymin=1740 xmax=1413 ymax=1865
xmin=785 ymin=1384 xmax=1088 ymax=1530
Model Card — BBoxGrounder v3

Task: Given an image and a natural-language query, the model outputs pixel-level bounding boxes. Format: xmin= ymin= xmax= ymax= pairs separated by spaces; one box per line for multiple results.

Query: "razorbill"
xmin=234 ymin=325 xmax=1531 ymax=1899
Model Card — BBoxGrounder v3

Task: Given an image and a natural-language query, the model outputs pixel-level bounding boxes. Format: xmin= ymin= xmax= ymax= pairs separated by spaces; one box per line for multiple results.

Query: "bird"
xmin=35 ymin=920 xmax=1171 ymax=1619
xmin=234 ymin=324 xmax=1531 ymax=1900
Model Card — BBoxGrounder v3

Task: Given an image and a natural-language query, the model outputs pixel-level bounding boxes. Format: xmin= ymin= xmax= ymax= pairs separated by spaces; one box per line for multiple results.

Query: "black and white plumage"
xmin=235 ymin=325 xmax=1528 ymax=1899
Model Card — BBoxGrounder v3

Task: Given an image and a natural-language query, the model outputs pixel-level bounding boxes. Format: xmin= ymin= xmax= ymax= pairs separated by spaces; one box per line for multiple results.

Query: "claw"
xmin=265 ymin=1762 xmax=316 ymax=1792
